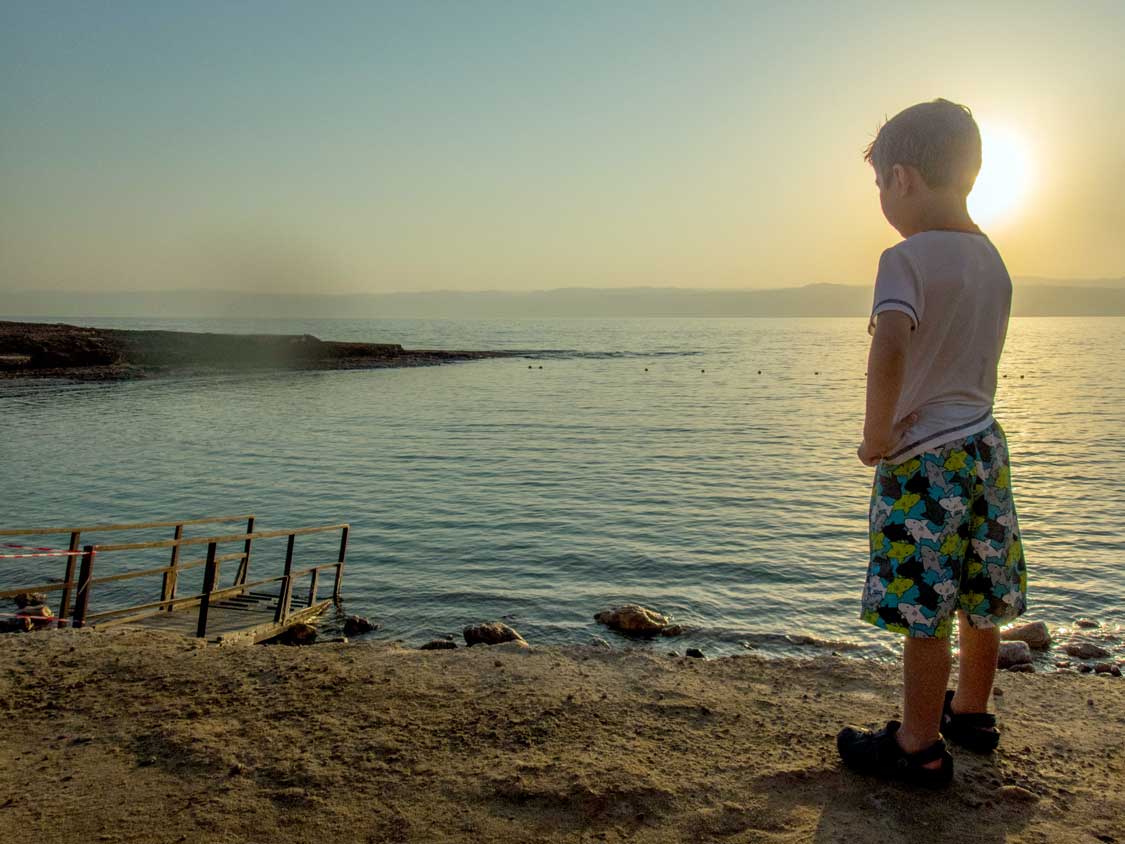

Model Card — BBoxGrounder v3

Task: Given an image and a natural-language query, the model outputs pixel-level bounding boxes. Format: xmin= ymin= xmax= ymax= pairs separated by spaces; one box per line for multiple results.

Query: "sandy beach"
xmin=1 ymin=628 xmax=1121 ymax=843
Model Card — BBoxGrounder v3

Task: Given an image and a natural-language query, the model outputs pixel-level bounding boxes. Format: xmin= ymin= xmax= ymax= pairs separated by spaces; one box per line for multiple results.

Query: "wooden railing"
xmin=2 ymin=517 xmax=349 ymax=638
xmin=0 ymin=515 xmax=253 ymax=626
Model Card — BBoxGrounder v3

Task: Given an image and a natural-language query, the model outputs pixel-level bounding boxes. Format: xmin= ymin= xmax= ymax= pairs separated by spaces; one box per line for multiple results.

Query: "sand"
xmin=1 ymin=628 xmax=1122 ymax=843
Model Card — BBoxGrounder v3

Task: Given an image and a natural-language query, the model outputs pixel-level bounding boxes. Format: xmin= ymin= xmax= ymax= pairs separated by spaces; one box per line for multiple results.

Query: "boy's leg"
xmin=899 ymin=636 xmax=952 ymax=757
xmin=952 ymin=611 xmax=999 ymax=714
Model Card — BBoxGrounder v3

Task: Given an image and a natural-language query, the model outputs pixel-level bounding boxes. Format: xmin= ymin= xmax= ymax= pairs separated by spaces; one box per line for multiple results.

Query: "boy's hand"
xmin=857 ymin=412 xmax=919 ymax=466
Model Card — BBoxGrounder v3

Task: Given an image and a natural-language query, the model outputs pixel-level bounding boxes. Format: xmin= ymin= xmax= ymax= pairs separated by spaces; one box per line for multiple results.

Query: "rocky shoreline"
xmin=1 ymin=627 xmax=1122 ymax=843
xmin=0 ymin=320 xmax=516 ymax=381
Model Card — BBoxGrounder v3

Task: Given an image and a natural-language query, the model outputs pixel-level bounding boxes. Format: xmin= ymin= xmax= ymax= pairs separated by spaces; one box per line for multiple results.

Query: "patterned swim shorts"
xmin=861 ymin=420 xmax=1027 ymax=639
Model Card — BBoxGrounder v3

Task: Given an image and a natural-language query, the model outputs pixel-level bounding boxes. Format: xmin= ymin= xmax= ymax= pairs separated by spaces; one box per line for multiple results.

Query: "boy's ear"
xmin=891 ymin=163 xmax=912 ymax=195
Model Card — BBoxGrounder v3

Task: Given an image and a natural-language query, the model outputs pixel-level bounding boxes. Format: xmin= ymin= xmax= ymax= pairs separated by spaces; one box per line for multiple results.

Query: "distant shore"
xmin=1 ymin=628 xmax=1121 ymax=843
xmin=0 ymin=320 xmax=516 ymax=381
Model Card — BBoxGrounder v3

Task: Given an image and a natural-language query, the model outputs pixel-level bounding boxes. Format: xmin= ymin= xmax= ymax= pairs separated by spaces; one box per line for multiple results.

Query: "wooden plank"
xmin=161 ymin=524 xmax=183 ymax=612
xmin=0 ymin=581 xmax=71 ymax=598
xmin=94 ymin=524 xmax=347 ymax=553
xmin=57 ymin=531 xmax=81 ymax=625
xmin=0 ymin=514 xmax=254 ymax=538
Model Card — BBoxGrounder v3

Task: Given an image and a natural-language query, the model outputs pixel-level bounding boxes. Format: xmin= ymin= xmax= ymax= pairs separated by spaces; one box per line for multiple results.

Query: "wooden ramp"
xmin=126 ymin=591 xmax=331 ymax=644
xmin=1 ymin=516 xmax=349 ymax=644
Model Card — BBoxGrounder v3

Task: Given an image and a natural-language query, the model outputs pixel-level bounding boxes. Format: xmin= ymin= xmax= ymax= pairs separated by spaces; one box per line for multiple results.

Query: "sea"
xmin=2 ymin=316 xmax=1122 ymax=667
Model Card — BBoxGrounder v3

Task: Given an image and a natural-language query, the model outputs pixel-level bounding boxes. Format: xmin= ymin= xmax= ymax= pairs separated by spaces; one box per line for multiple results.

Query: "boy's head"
xmin=865 ymin=99 xmax=982 ymax=236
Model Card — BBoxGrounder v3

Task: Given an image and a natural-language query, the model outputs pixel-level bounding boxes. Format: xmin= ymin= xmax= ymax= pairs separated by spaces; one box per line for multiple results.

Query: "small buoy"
xmin=701 ymin=369 xmax=705 ymax=373
xmin=644 ymin=367 xmax=648 ymax=372
xmin=757 ymin=370 xmax=761 ymax=375
xmin=538 ymin=365 xmax=543 ymax=369
xmin=528 ymin=365 xmax=532 ymax=369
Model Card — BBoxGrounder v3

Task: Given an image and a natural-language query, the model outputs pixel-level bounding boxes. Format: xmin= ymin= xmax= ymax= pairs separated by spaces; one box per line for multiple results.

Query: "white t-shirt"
xmin=868 ymin=229 xmax=1013 ymax=464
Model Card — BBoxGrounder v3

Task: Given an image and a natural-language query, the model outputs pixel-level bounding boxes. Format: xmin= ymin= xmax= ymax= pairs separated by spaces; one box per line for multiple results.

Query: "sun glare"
xmin=969 ymin=123 xmax=1034 ymax=229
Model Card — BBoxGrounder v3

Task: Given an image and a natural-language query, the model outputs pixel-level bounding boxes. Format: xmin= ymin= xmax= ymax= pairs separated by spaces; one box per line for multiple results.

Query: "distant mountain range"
xmin=3 ymin=278 xmax=1124 ymax=319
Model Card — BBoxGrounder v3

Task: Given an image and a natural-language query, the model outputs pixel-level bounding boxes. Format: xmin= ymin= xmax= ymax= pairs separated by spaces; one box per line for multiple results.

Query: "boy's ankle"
xmin=895 ymin=725 xmax=941 ymax=755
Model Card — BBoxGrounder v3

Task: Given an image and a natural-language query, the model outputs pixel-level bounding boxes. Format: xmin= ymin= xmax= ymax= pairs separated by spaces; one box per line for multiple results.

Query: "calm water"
xmin=2 ymin=316 xmax=1123 ymax=665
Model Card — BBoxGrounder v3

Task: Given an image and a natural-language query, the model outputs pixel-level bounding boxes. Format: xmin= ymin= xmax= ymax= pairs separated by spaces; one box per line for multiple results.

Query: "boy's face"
xmin=874 ymin=164 xmax=915 ymax=237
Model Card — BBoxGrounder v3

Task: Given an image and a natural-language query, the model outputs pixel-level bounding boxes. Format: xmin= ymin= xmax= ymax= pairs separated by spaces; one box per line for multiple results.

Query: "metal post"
xmin=274 ymin=533 xmax=295 ymax=623
xmin=236 ymin=515 xmax=255 ymax=585
xmin=57 ymin=531 xmax=81 ymax=626
xmin=307 ymin=569 xmax=319 ymax=608
xmin=162 ymin=524 xmax=183 ymax=611
xmin=332 ymin=525 xmax=348 ymax=600
xmin=72 ymin=546 xmax=96 ymax=628
xmin=196 ymin=542 xmax=218 ymax=638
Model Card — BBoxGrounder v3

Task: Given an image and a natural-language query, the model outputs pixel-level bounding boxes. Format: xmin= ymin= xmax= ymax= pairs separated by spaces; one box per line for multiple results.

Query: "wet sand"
xmin=0 ymin=628 xmax=1121 ymax=843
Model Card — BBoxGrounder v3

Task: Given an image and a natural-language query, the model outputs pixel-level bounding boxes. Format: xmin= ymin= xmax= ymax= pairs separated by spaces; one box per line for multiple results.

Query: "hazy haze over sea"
xmin=2 ymin=316 xmax=1122 ymax=664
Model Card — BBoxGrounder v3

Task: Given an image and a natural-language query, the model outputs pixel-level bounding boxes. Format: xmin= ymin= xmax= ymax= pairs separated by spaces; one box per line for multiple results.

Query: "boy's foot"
xmin=941 ymin=689 xmax=1000 ymax=752
xmin=836 ymin=720 xmax=953 ymax=788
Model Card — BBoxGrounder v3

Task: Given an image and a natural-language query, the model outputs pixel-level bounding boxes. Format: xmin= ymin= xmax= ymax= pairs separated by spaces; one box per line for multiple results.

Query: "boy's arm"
xmin=859 ymin=310 xmax=916 ymax=466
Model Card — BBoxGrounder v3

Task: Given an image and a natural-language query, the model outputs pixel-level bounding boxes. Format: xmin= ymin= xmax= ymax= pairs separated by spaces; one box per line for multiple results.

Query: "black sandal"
xmin=836 ymin=720 xmax=953 ymax=788
xmin=941 ymin=689 xmax=1000 ymax=752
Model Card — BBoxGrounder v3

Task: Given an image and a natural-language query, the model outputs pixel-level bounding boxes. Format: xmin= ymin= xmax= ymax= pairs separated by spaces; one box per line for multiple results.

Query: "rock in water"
xmin=685 ymin=648 xmax=705 ymax=659
xmin=589 ymin=637 xmax=612 ymax=648
xmin=13 ymin=592 xmax=48 ymax=609
xmin=1063 ymin=641 xmax=1111 ymax=660
xmin=1000 ymin=621 xmax=1051 ymax=650
xmin=343 ymin=615 xmax=378 ymax=636
xmin=419 ymin=639 xmax=457 ymax=650
xmin=997 ymin=640 xmax=1032 ymax=668
xmin=277 ymin=623 xmax=318 ymax=645
xmin=594 ymin=604 xmax=675 ymax=635
xmin=462 ymin=621 xmax=525 ymax=646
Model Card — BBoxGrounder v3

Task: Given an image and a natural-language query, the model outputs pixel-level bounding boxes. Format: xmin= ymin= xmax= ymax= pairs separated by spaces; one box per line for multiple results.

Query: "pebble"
xmin=1075 ymin=619 xmax=1100 ymax=629
xmin=1007 ymin=663 xmax=1035 ymax=673
xmin=685 ymin=648 xmax=705 ymax=659
xmin=997 ymin=785 xmax=1039 ymax=803
xmin=588 ymin=636 xmax=612 ymax=648
xmin=1094 ymin=663 xmax=1121 ymax=677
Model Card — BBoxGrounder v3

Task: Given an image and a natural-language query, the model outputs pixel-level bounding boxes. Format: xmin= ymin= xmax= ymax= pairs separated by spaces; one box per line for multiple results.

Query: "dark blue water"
xmin=2 ymin=317 xmax=1122 ymax=665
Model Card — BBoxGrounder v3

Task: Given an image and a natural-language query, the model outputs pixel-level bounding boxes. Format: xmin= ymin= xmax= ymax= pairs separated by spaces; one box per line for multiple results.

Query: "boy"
xmin=836 ymin=99 xmax=1027 ymax=787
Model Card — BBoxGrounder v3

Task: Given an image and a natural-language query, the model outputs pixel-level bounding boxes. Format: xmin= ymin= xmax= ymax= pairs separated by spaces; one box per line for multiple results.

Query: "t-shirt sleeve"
xmin=868 ymin=246 xmax=924 ymax=335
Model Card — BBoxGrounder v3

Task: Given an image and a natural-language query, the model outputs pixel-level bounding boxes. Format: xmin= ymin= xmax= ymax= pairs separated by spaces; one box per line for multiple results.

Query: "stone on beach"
xmin=997 ymin=640 xmax=1032 ymax=669
xmin=343 ymin=615 xmax=379 ymax=637
xmin=277 ymin=623 xmax=318 ymax=646
xmin=419 ymin=639 xmax=457 ymax=650
xmin=462 ymin=621 xmax=525 ymax=647
xmin=594 ymin=604 xmax=681 ymax=636
xmin=1000 ymin=620 xmax=1051 ymax=650
xmin=1063 ymin=641 xmax=1110 ymax=660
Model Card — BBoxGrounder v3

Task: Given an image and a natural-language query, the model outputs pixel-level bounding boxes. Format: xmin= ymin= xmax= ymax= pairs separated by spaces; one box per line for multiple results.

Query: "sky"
xmin=2 ymin=1 xmax=1123 ymax=295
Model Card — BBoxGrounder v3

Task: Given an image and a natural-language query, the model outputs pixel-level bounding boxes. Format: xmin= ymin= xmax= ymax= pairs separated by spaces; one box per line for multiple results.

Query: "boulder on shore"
xmin=462 ymin=622 xmax=525 ymax=647
xmin=277 ymin=623 xmax=318 ymax=646
xmin=16 ymin=605 xmax=54 ymax=630
xmin=1000 ymin=621 xmax=1051 ymax=650
xmin=997 ymin=640 xmax=1032 ymax=669
xmin=594 ymin=604 xmax=681 ymax=637
xmin=1064 ymin=641 xmax=1111 ymax=660
xmin=343 ymin=615 xmax=379 ymax=637
xmin=419 ymin=639 xmax=457 ymax=650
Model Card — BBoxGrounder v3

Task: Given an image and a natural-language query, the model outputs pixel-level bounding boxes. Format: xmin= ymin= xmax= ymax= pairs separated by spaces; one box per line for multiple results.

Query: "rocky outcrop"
xmin=463 ymin=622 xmax=525 ymax=647
xmin=0 ymin=320 xmax=515 ymax=381
xmin=594 ymin=604 xmax=683 ymax=637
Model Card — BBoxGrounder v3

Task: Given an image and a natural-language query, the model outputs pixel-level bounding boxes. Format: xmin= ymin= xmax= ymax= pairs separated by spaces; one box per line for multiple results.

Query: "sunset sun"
xmin=969 ymin=123 xmax=1034 ymax=228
